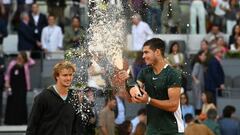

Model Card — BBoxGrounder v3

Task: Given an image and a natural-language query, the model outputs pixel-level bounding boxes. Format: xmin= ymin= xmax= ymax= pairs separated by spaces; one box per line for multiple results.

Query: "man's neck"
xmin=32 ymin=12 xmax=39 ymax=16
xmin=152 ymin=59 xmax=166 ymax=74
xmin=55 ymin=84 xmax=68 ymax=96
xmin=73 ymin=26 xmax=79 ymax=31
xmin=49 ymin=24 xmax=55 ymax=27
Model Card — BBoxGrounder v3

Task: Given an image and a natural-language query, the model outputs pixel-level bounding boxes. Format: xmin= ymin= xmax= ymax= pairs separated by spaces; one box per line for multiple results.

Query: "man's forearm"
xmin=149 ymin=98 xmax=179 ymax=112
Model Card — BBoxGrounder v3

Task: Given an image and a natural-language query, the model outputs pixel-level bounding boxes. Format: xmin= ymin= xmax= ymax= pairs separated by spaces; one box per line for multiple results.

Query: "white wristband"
xmin=147 ymin=96 xmax=151 ymax=104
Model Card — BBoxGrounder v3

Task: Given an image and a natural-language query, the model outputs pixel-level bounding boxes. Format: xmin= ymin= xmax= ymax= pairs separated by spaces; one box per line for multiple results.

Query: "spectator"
xmin=167 ymin=41 xmax=185 ymax=70
xmin=130 ymin=0 xmax=145 ymax=19
xmin=20 ymin=0 xmax=34 ymax=12
xmin=229 ymin=24 xmax=240 ymax=46
xmin=63 ymin=16 xmax=86 ymax=50
xmin=191 ymin=50 xmax=207 ymax=114
xmin=180 ymin=93 xmax=195 ymax=122
xmin=214 ymin=0 xmax=229 ymax=33
xmin=78 ymin=0 xmax=89 ymax=29
xmin=131 ymin=13 xmax=153 ymax=51
xmin=114 ymin=89 xmax=126 ymax=126
xmin=2 ymin=0 xmax=13 ymax=26
xmin=17 ymin=12 xmax=36 ymax=52
xmin=29 ymin=3 xmax=48 ymax=59
xmin=199 ymin=91 xmax=216 ymax=121
xmin=203 ymin=109 xmax=221 ymax=135
xmin=200 ymin=40 xmax=212 ymax=67
xmin=218 ymin=105 xmax=240 ymax=135
xmin=46 ymin=0 xmax=66 ymax=31
xmin=133 ymin=122 xmax=146 ymax=135
xmin=4 ymin=52 xmax=35 ymax=125
xmin=11 ymin=0 xmax=35 ymax=31
xmin=184 ymin=113 xmax=215 ymax=135
xmin=70 ymin=0 xmax=81 ymax=18
xmin=41 ymin=15 xmax=63 ymax=52
xmin=216 ymin=36 xmax=228 ymax=53
xmin=131 ymin=108 xmax=147 ymax=134
xmin=145 ymin=0 xmax=161 ymax=33
xmin=118 ymin=120 xmax=132 ymax=135
xmin=98 ymin=94 xmax=116 ymax=135
xmin=205 ymin=47 xmax=225 ymax=104
xmin=225 ymin=0 xmax=240 ymax=34
xmin=161 ymin=0 xmax=181 ymax=33
xmin=230 ymin=35 xmax=240 ymax=51
xmin=0 ymin=3 xmax=8 ymax=53
xmin=204 ymin=24 xmax=224 ymax=44
xmin=132 ymin=51 xmax=146 ymax=81
xmin=190 ymin=0 xmax=206 ymax=34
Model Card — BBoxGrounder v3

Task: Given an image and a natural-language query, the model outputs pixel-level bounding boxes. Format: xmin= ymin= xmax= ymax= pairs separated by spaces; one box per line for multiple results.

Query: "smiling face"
xmin=48 ymin=16 xmax=56 ymax=26
xmin=56 ymin=68 xmax=74 ymax=88
xmin=142 ymin=46 xmax=157 ymax=65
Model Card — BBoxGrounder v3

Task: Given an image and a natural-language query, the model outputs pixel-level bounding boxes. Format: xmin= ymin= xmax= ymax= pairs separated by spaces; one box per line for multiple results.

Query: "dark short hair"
xmin=104 ymin=91 xmax=116 ymax=106
xmin=72 ymin=16 xmax=80 ymax=22
xmin=223 ymin=105 xmax=236 ymax=118
xmin=207 ymin=108 xmax=217 ymax=120
xmin=48 ymin=14 xmax=55 ymax=19
xmin=143 ymin=38 xmax=165 ymax=57
xmin=185 ymin=113 xmax=194 ymax=123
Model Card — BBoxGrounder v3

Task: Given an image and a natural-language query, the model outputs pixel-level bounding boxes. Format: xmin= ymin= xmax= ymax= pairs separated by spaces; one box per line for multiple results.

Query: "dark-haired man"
xmin=98 ymin=94 xmax=116 ymax=135
xmin=63 ymin=16 xmax=85 ymax=50
xmin=120 ymin=38 xmax=184 ymax=135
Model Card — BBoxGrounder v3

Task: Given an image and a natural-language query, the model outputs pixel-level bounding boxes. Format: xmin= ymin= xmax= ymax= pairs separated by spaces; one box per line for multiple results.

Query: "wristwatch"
xmin=147 ymin=96 xmax=151 ymax=104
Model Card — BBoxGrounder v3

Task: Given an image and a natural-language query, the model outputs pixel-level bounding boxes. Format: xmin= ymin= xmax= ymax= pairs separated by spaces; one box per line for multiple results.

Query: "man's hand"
xmin=130 ymin=88 xmax=149 ymax=104
xmin=118 ymin=70 xmax=130 ymax=81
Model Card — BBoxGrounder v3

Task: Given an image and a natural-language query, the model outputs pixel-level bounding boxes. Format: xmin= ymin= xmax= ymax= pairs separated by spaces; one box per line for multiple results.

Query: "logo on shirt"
xmin=152 ymin=77 xmax=158 ymax=80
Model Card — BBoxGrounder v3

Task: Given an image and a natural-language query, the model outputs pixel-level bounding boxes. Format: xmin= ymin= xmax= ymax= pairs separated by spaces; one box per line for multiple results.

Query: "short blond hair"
xmin=53 ymin=61 xmax=76 ymax=81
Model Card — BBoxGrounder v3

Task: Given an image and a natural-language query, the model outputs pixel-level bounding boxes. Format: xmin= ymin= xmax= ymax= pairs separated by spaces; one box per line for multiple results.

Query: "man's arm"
xmin=100 ymin=126 xmax=108 ymax=135
xmin=98 ymin=111 xmax=108 ymax=135
xmin=148 ymin=87 xmax=181 ymax=112
xmin=133 ymin=86 xmax=181 ymax=112
xmin=26 ymin=95 xmax=44 ymax=135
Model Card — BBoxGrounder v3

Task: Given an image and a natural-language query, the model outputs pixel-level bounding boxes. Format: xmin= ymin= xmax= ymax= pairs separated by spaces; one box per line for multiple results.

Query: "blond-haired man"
xmin=26 ymin=61 xmax=77 ymax=135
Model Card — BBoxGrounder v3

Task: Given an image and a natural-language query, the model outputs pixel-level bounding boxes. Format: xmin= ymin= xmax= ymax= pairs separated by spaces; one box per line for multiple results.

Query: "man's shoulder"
xmin=36 ymin=86 xmax=54 ymax=98
xmin=165 ymin=65 xmax=180 ymax=74
xmin=64 ymin=27 xmax=73 ymax=33
xmin=42 ymin=26 xmax=48 ymax=31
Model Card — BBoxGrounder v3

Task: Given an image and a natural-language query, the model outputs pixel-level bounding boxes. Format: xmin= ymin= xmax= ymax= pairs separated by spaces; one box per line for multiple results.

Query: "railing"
xmin=0 ymin=126 xmax=26 ymax=134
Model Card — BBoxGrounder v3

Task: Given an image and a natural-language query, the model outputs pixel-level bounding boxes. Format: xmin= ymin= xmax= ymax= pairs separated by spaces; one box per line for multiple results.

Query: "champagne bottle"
xmin=125 ymin=68 xmax=143 ymax=97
